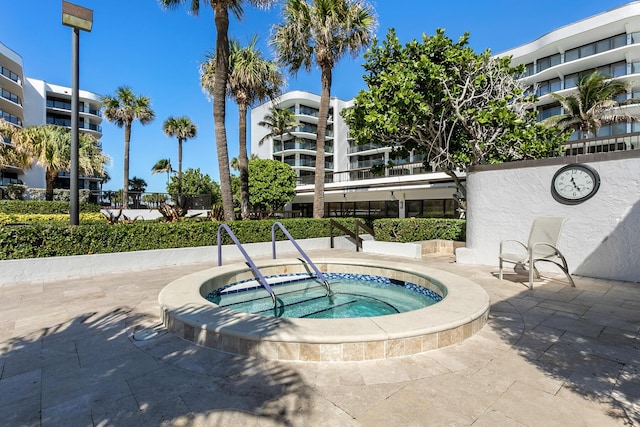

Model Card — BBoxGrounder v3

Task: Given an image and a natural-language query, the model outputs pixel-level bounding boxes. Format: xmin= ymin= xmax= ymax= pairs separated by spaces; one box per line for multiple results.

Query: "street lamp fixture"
xmin=62 ymin=1 xmax=93 ymax=31
xmin=61 ymin=1 xmax=93 ymax=226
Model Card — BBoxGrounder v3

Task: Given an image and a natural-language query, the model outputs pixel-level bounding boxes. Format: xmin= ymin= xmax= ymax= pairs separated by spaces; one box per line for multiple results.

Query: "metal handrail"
xmin=271 ymin=222 xmax=332 ymax=295
xmin=330 ymin=219 xmax=375 ymax=252
xmin=217 ymin=224 xmax=277 ymax=308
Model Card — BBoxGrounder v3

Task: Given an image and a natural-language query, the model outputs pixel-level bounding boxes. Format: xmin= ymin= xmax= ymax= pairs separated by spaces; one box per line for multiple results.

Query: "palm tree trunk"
xmin=123 ymin=124 xmax=131 ymax=207
xmin=178 ymin=139 xmax=183 ymax=195
xmin=279 ymin=130 xmax=285 ymax=163
xmin=45 ymin=168 xmax=57 ymax=201
xmin=313 ymin=64 xmax=332 ymax=218
xmin=238 ymin=103 xmax=250 ymax=220
xmin=213 ymin=5 xmax=235 ymax=221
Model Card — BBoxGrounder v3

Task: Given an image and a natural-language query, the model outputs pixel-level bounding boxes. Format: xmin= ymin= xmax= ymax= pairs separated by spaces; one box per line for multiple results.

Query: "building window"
xmin=564 ymin=33 xmax=627 ymax=63
xmin=537 ymin=53 xmax=561 ymax=72
xmin=537 ymin=104 xmax=562 ymax=121
xmin=537 ymin=78 xmax=561 ymax=96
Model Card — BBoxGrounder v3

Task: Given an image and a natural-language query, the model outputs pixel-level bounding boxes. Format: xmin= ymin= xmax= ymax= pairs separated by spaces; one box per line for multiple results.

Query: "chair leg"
xmin=556 ymin=253 xmax=576 ymax=287
xmin=528 ymin=262 xmax=534 ymax=289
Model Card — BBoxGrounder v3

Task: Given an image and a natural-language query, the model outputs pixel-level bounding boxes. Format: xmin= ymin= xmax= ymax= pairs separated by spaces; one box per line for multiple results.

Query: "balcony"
xmin=285 ymin=158 xmax=334 ymax=169
xmin=562 ymin=131 xmax=640 ymax=155
xmin=347 ymin=142 xmax=388 ymax=154
xmin=1 ymin=88 xmax=22 ymax=106
xmin=0 ymin=65 xmax=21 ymax=85
xmin=46 ymin=116 xmax=102 ymax=133
xmin=274 ymin=140 xmax=334 ymax=154
xmin=47 ymin=99 xmax=102 ymax=117
xmin=0 ymin=109 xmax=22 ymax=127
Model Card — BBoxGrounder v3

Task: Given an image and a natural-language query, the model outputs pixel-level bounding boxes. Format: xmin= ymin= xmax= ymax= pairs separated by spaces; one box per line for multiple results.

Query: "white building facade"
xmin=250 ymin=90 xmax=460 ymax=219
xmin=1 ymin=41 xmax=103 ymax=196
xmin=497 ymin=1 xmax=640 ymax=154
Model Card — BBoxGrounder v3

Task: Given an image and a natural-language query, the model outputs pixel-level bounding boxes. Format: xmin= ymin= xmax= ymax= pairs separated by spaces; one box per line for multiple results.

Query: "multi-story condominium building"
xmin=0 ymin=42 xmax=25 ymax=189
xmin=251 ymin=91 xmax=460 ymax=219
xmin=24 ymin=78 xmax=103 ymax=192
xmin=497 ymin=1 xmax=640 ymax=155
xmin=0 ymin=41 xmax=103 ymax=196
xmin=252 ymin=3 xmax=640 ymax=219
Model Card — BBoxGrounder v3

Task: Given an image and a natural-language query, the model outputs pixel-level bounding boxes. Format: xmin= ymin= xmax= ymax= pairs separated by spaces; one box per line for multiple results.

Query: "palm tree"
xmin=0 ymin=120 xmax=29 ymax=170
xmin=9 ymin=125 xmax=107 ymax=201
xmin=151 ymin=158 xmax=174 ymax=186
xmin=258 ymin=107 xmax=299 ymax=163
xmin=159 ymin=0 xmax=275 ymax=221
xmin=102 ymin=86 xmax=155 ymax=208
xmin=201 ymin=36 xmax=283 ymax=219
xmin=128 ymin=176 xmax=147 ymax=209
xmin=545 ymin=71 xmax=640 ymax=152
xmin=271 ymin=0 xmax=376 ymax=218
xmin=162 ymin=116 xmax=197 ymax=195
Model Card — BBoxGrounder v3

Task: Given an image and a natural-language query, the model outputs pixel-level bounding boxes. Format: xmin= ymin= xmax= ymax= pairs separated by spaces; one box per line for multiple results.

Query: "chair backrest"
xmin=528 ymin=217 xmax=567 ymax=257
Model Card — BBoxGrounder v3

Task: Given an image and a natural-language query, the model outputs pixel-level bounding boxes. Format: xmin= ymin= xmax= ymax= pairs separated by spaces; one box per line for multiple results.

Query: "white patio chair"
xmin=499 ymin=217 xmax=575 ymax=289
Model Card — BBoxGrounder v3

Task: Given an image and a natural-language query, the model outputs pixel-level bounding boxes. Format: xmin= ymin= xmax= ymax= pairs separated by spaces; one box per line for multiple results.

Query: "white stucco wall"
xmin=456 ymin=152 xmax=640 ymax=283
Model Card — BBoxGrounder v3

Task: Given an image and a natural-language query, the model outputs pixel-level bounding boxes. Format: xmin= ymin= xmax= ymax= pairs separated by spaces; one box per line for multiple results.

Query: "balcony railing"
xmin=296 ymin=161 xmax=428 ymax=185
xmin=0 ymin=109 xmax=22 ymax=126
xmin=1 ymin=88 xmax=22 ymax=106
xmin=47 ymin=100 xmax=102 ymax=117
xmin=562 ymin=131 xmax=640 ymax=155
xmin=0 ymin=65 xmax=21 ymax=85
xmin=347 ymin=142 xmax=387 ymax=154
xmin=274 ymin=140 xmax=334 ymax=153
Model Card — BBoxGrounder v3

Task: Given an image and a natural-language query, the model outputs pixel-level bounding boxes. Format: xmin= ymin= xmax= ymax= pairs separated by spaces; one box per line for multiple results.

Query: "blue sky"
xmin=1 ymin=0 xmax=632 ymax=193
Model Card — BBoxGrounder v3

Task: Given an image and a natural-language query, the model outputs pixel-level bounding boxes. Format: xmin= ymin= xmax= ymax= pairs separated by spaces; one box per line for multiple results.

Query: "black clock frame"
xmin=551 ymin=163 xmax=601 ymax=205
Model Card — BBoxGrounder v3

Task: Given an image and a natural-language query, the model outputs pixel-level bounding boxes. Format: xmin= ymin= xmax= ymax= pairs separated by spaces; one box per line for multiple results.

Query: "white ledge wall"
xmin=0 ymin=237 xmax=356 ymax=285
xmin=456 ymin=152 xmax=640 ymax=283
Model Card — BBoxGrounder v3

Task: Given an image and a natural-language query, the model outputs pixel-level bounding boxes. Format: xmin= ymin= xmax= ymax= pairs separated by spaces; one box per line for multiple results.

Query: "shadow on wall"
xmin=574 ymin=199 xmax=640 ymax=282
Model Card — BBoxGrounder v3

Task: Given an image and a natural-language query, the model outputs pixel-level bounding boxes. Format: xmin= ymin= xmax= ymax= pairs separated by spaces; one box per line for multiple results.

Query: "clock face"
xmin=551 ymin=164 xmax=600 ymax=205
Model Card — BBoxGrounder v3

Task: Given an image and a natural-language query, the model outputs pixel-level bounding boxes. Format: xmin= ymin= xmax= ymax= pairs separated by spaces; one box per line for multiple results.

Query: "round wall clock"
xmin=551 ymin=163 xmax=600 ymax=205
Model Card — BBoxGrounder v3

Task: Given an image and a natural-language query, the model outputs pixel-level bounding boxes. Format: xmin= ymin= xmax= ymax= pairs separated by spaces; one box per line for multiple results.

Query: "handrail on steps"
xmin=271 ymin=222 xmax=332 ymax=295
xmin=217 ymin=224 xmax=277 ymax=308
xmin=329 ymin=219 xmax=375 ymax=252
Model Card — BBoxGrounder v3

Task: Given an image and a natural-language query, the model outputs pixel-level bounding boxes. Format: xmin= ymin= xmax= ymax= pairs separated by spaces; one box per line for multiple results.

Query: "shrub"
xmin=0 ymin=200 xmax=101 ymax=214
xmin=373 ymin=218 xmax=466 ymax=242
xmin=0 ymin=217 xmax=358 ymax=260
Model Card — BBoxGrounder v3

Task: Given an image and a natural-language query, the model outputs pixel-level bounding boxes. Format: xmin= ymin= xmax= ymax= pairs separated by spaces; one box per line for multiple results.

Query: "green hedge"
xmin=373 ymin=218 xmax=466 ymax=242
xmin=0 ymin=200 xmax=101 ymax=214
xmin=0 ymin=217 xmax=357 ymax=260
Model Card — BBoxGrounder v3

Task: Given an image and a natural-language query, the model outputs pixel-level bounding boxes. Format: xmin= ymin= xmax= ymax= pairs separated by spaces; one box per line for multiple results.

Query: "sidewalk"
xmin=0 ymin=250 xmax=638 ymax=426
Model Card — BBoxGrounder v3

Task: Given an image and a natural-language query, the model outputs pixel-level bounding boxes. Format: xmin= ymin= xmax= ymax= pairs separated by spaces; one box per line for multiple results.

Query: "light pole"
xmin=62 ymin=1 xmax=93 ymax=225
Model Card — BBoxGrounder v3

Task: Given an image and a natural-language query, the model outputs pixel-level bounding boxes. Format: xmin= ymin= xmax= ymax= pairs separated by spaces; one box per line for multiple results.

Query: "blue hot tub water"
xmin=206 ymin=273 xmax=443 ymax=319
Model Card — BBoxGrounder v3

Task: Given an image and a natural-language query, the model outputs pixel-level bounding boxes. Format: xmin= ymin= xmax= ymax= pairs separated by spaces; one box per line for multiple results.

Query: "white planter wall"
xmin=456 ymin=151 xmax=640 ymax=283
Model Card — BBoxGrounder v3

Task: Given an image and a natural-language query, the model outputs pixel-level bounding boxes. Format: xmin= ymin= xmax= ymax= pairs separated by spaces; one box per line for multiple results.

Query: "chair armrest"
xmin=500 ymin=239 xmax=527 ymax=254
xmin=529 ymin=242 xmax=560 ymax=259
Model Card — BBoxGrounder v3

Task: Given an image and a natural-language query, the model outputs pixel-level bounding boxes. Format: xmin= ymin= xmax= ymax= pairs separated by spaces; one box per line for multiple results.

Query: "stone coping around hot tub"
xmin=158 ymin=257 xmax=490 ymax=361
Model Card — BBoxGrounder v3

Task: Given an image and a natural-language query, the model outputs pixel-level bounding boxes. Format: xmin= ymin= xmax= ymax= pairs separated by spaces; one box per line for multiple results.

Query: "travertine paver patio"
xmin=0 ymin=249 xmax=638 ymax=426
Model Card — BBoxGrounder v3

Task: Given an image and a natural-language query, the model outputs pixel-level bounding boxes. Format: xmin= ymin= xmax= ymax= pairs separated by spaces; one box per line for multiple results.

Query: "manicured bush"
xmin=373 ymin=218 xmax=466 ymax=242
xmin=0 ymin=200 xmax=101 ymax=214
xmin=0 ymin=217 xmax=358 ymax=260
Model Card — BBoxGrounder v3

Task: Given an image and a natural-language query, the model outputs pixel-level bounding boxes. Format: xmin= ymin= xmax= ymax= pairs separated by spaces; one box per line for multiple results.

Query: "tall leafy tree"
xmin=159 ymin=0 xmax=275 ymax=221
xmin=272 ymin=0 xmax=377 ymax=218
xmin=343 ymin=29 xmax=569 ymax=214
xmin=8 ymin=125 xmax=107 ymax=201
xmin=166 ymin=167 xmax=221 ymax=205
xmin=248 ymin=158 xmax=297 ymax=216
xmin=201 ymin=36 xmax=283 ymax=219
xmin=102 ymin=86 xmax=154 ymax=207
xmin=162 ymin=116 xmax=197 ymax=195
xmin=544 ymin=71 xmax=639 ymax=149
xmin=258 ymin=107 xmax=299 ymax=162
